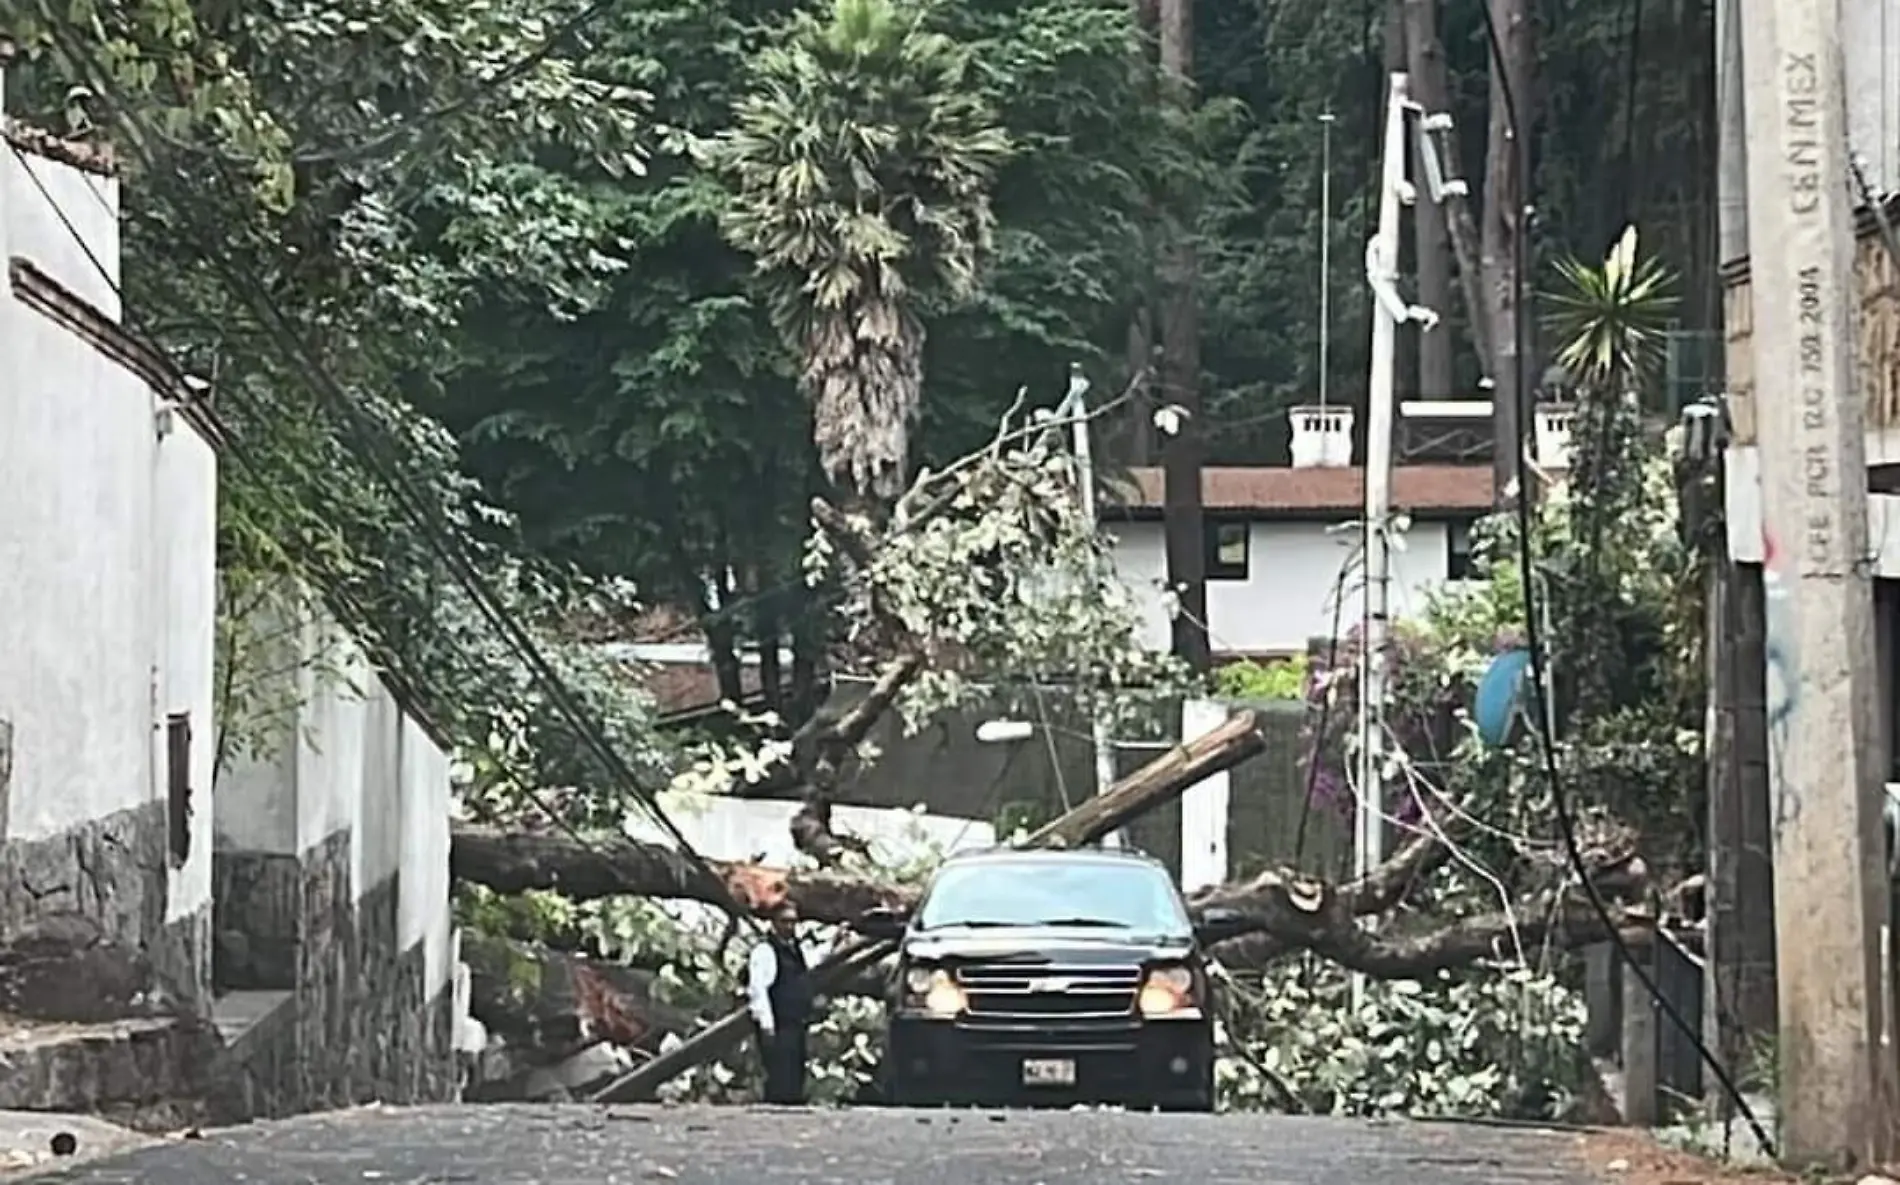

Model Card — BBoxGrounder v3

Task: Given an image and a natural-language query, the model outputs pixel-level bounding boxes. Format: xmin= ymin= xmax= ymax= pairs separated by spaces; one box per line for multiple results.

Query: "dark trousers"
xmin=757 ymin=1019 xmax=808 ymax=1104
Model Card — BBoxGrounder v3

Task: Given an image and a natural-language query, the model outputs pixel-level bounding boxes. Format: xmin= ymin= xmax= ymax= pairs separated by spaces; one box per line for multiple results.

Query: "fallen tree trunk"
xmin=450 ymin=828 xmax=915 ymax=924
xmin=587 ymin=709 xmax=1269 ymax=1101
xmin=453 ymin=707 xmax=1271 ymax=925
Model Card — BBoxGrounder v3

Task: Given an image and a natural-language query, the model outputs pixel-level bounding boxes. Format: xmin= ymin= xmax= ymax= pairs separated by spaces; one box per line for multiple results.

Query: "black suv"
xmin=856 ymin=847 xmax=1241 ymax=1111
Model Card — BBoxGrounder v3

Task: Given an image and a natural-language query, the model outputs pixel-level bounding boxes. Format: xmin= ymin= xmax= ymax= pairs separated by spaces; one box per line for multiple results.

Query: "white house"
xmin=1 ymin=80 xmax=467 ymax=1120
xmin=1101 ymin=407 xmax=1500 ymax=658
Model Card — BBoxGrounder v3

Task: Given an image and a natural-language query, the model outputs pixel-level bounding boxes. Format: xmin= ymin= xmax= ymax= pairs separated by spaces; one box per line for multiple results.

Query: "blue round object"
xmin=1473 ymin=647 xmax=1532 ymax=748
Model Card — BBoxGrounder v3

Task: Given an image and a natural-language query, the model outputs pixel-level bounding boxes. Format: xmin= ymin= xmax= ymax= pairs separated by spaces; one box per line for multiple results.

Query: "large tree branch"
xmin=455 ymin=710 xmax=1268 ymax=917
xmin=720 ymin=497 xmax=926 ymax=865
xmin=450 ymin=828 xmax=916 ymax=923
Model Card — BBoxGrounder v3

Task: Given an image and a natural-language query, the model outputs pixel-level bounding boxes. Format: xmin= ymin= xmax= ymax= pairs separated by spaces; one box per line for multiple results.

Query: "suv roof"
xmin=937 ymin=845 xmax=1170 ymax=872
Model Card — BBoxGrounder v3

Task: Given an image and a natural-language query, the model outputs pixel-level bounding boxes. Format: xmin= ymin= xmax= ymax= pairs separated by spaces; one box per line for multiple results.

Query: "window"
xmin=1448 ymin=520 xmax=1476 ymax=581
xmin=915 ymin=858 xmax=1192 ymax=937
xmin=1204 ymin=521 xmax=1250 ymax=581
xmin=166 ymin=712 xmax=192 ymax=867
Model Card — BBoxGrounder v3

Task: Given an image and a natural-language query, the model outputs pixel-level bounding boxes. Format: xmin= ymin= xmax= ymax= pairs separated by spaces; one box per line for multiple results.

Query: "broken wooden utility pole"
xmin=1737 ymin=0 xmax=1895 ymax=1161
xmin=588 ymin=709 xmax=1269 ymax=1102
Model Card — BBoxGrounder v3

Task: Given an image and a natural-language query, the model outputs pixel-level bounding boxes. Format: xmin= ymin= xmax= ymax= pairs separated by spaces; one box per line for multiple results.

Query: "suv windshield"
xmin=915 ymin=859 xmax=1191 ymax=936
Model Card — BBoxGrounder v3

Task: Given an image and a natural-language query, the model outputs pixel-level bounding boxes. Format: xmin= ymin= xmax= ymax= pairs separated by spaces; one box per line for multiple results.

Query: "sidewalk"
xmin=0 ymin=1112 xmax=161 ymax=1178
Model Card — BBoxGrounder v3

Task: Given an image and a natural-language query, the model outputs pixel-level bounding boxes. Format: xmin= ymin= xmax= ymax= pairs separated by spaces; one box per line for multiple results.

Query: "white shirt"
xmin=747 ymin=936 xmax=823 ymax=1033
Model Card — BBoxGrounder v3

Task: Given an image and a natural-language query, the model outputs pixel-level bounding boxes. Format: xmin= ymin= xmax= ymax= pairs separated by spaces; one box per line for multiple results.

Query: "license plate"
xmin=1021 ymin=1058 xmax=1076 ymax=1087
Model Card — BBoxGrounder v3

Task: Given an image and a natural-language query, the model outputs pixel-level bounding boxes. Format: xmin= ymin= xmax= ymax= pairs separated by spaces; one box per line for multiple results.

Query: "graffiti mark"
xmin=1761 ymin=529 xmax=1803 ymax=834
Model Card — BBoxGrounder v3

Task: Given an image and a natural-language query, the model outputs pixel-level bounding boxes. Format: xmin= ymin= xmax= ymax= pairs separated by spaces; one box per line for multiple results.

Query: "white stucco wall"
xmin=359 ymin=683 xmax=405 ymax=892
xmin=3 ymin=148 xmax=121 ymax=317
xmin=1107 ymin=517 xmax=1461 ymax=655
xmin=0 ymin=144 xmax=215 ymax=857
xmin=629 ymin=792 xmax=997 ymax=867
xmin=1724 ymin=443 xmax=1900 ymax=576
xmin=217 ymin=593 xmax=457 ymax=995
xmin=155 ymin=419 xmax=219 ymax=920
xmin=1843 ymin=0 xmax=1900 ymax=197
xmin=397 ymin=711 xmax=453 ymax=996
xmin=293 ymin=622 xmax=371 ymax=859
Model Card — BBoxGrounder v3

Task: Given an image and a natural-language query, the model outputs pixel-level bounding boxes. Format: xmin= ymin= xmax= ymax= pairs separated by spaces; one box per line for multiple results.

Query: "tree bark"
xmin=756 ymin=575 xmax=784 ymax=714
xmin=1481 ymin=0 xmax=1532 ymax=504
xmin=461 ymin=931 xmax=701 ymax=1065
xmin=1400 ymin=0 xmax=1452 ymax=401
xmin=1127 ymin=304 xmax=1157 ymax=466
xmin=451 ymin=827 xmax=918 ymax=924
xmin=1157 ymin=0 xmax=1208 ymax=671
xmin=1403 ymin=0 xmax=1492 ymax=391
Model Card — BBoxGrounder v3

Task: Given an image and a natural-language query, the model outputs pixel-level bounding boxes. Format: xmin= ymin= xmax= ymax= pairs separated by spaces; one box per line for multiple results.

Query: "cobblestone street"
xmin=14 ymin=1105 xmax=1604 ymax=1185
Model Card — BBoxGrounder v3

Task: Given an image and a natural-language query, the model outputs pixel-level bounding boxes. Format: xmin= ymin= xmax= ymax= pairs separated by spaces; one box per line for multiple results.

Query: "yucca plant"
xmin=1539 ymin=227 xmax=1696 ymax=845
xmin=705 ymin=0 xmax=1011 ymax=499
xmin=1541 ymin=225 xmax=1679 ymax=391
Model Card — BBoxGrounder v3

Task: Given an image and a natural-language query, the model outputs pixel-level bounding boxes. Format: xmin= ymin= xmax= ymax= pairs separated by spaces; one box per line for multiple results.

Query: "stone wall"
xmin=0 ymin=798 xmax=219 ymax=1117
xmin=213 ymin=830 xmax=458 ymax=1120
xmin=0 ymin=799 xmax=211 ymax=1019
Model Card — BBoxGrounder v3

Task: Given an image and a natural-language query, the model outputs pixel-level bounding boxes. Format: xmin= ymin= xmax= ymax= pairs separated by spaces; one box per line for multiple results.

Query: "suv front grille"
xmin=956 ymin=962 xmax=1143 ymax=1020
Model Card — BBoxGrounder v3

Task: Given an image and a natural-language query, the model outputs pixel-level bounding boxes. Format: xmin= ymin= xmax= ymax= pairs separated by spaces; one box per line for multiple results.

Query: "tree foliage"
xmin=9 ymin=0 xmax=1718 ymax=1118
xmin=707 ymin=0 xmax=1011 ymax=498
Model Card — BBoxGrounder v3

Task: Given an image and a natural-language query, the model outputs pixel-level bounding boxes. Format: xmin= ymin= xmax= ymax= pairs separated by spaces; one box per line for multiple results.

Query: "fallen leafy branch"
xmin=450 ymin=828 xmax=915 ymax=924
xmin=582 ymin=709 xmax=1268 ymax=1100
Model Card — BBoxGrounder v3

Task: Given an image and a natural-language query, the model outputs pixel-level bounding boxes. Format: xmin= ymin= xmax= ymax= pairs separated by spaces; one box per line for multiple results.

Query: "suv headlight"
xmin=1137 ymin=965 xmax=1199 ymax=1017
xmin=901 ymin=966 xmax=967 ymax=1017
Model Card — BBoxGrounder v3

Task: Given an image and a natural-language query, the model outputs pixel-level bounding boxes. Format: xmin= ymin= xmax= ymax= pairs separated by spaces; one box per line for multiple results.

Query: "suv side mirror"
xmin=1192 ymin=905 xmax=1247 ymax=946
xmin=853 ymin=905 xmax=910 ymax=940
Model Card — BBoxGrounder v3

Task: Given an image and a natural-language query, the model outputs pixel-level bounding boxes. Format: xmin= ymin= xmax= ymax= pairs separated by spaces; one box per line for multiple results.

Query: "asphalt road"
xmin=15 ymin=1104 xmax=1602 ymax=1185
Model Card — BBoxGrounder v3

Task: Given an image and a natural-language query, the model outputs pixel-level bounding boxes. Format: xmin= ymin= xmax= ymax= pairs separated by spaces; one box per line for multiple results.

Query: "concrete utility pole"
xmin=1737 ymin=0 xmax=1895 ymax=1164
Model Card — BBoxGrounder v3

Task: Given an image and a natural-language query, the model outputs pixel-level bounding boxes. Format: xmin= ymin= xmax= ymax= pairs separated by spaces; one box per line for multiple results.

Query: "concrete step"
xmin=0 ymin=1014 xmax=217 ymax=1120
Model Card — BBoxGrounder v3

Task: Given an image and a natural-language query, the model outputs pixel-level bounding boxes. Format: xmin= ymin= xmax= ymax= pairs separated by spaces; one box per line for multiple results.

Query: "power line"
xmin=1472 ymin=6 xmax=1775 ymax=1156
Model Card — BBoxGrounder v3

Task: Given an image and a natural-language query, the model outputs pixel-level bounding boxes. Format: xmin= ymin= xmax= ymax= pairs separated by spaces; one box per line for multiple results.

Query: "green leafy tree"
xmin=705 ymin=0 xmax=1011 ymax=498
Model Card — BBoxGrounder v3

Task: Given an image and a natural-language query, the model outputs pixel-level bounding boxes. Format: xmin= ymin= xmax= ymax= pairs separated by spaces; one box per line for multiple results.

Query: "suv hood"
xmin=900 ymin=926 xmax=1195 ymax=964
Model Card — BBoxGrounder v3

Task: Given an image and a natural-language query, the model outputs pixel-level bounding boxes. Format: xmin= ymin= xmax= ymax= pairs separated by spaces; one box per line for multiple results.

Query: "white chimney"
xmin=1534 ymin=404 xmax=1577 ymax=470
xmin=1289 ymin=405 xmax=1354 ymax=469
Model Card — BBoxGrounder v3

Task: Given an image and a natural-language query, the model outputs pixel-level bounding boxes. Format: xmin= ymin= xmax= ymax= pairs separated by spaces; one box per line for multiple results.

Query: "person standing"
xmin=746 ymin=900 xmax=817 ymax=1105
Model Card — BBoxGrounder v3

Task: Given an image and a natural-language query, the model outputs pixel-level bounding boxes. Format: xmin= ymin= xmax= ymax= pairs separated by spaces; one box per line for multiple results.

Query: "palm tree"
xmin=707 ymin=0 xmax=1010 ymax=499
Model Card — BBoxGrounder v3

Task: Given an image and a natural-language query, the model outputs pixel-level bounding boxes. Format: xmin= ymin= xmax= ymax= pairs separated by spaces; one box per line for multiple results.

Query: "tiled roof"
xmin=1110 ymin=465 xmax=1494 ymax=514
xmin=636 ymin=661 xmax=763 ymax=715
xmin=2 ymin=119 xmax=118 ymax=176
